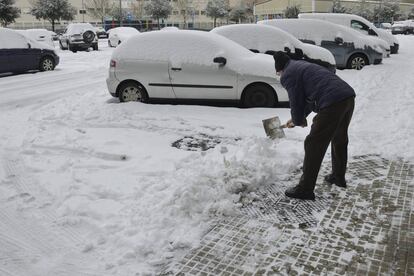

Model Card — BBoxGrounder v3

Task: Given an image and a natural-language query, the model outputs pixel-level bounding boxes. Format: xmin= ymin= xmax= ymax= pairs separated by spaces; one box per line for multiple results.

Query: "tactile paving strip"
xmin=160 ymin=155 xmax=413 ymax=276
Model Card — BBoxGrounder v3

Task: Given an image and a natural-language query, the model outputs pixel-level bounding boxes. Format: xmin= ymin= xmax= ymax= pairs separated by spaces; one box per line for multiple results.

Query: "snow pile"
xmin=258 ymin=19 xmax=383 ymax=53
xmin=211 ymin=24 xmax=335 ymax=65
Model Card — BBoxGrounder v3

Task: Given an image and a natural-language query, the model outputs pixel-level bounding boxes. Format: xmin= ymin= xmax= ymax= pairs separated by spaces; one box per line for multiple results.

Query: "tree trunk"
xmin=214 ymin=17 xmax=216 ymax=27
xmin=51 ymin=20 xmax=55 ymax=31
xmin=157 ymin=17 xmax=160 ymax=29
xmin=183 ymin=14 xmax=187 ymax=29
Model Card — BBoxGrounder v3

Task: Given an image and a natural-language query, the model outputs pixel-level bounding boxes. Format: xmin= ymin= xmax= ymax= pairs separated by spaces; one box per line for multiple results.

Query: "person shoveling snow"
xmin=274 ymin=51 xmax=356 ymax=200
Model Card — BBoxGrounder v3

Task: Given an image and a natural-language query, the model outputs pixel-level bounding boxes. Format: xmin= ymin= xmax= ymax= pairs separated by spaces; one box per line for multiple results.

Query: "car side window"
xmin=351 ymin=20 xmax=369 ymax=31
xmin=2 ymin=32 xmax=28 ymax=49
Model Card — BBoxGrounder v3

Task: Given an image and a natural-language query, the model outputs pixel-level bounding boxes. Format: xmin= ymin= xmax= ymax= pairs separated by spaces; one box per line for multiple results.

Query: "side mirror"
xmin=294 ymin=48 xmax=303 ymax=58
xmin=27 ymin=43 xmax=31 ymax=49
xmin=249 ymin=49 xmax=260 ymax=53
xmin=334 ymin=37 xmax=343 ymax=44
xmin=284 ymin=46 xmax=291 ymax=53
xmin=213 ymin=57 xmax=226 ymax=66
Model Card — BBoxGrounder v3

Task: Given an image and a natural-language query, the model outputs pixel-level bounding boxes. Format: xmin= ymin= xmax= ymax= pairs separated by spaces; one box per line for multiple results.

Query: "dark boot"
xmin=324 ymin=174 xmax=347 ymax=188
xmin=285 ymin=185 xmax=315 ymax=200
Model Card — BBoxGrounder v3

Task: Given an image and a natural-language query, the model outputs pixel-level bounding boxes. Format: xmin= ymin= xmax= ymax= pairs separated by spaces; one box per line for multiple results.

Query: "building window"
xmin=173 ymin=10 xmax=179 ymax=15
xmin=201 ymin=10 xmax=206 ymax=15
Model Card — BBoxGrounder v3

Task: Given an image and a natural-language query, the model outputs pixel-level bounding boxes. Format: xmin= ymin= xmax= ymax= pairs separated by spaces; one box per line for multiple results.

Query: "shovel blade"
xmin=262 ymin=116 xmax=285 ymax=139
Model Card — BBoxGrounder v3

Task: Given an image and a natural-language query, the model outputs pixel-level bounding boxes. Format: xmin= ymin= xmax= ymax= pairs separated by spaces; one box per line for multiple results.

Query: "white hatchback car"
xmin=211 ymin=24 xmax=336 ymax=71
xmin=107 ymin=30 xmax=288 ymax=107
xmin=16 ymin=29 xmax=55 ymax=48
xmin=108 ymin=27 xmax=140 ymax=47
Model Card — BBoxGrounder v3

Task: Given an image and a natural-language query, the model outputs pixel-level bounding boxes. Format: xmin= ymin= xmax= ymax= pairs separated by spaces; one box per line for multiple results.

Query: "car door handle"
xmin=171 ymin=67 xmax=182 ymax=71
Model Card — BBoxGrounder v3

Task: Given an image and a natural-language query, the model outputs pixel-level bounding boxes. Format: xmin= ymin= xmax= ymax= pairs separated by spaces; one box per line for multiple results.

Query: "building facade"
xmin=11 ymin=0 xmax=245 ymax=30
xmin=254 ymin=0 xmax=414 ymax=22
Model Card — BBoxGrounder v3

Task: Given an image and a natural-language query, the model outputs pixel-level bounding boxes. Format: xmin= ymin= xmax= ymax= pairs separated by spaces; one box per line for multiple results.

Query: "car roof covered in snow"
xmin=258 ymin=19 xmax=383 ymax=51
xmin=112 ymin=29 xmax=278 ymax=78
xmin=110 ymin=27 xmax=140 ymax=34
xmin=0 ymin=27 xmax=54 ymax=50
xmin=211 ymin=24 xmax=335 ymax=65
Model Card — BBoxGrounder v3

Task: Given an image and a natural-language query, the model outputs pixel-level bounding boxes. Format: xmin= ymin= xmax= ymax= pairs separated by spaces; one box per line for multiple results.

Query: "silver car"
xmin=106 ymin=30 xmax=288 ymax=107
xmin=259 ymin=19 xmax=384 ymax=70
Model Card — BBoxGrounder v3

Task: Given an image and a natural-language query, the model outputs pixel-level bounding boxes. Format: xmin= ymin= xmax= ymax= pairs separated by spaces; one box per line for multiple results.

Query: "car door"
xmin=8 ymin=34 xmax=39 ymax=72
xmin=320 ymin=40 xmax=348 ymax=68
xmin=168 ymin=38 xmax=237 ymax=100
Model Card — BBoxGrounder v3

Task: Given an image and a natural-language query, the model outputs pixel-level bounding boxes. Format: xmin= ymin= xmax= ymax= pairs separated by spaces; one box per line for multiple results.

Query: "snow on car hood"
xmin=258 ymin=19 xmax=383 ymax=53
xmin=112 ymin=30 xmax=277 ymax=78
xmin=376 ymin=28 xmax=398 ymax=45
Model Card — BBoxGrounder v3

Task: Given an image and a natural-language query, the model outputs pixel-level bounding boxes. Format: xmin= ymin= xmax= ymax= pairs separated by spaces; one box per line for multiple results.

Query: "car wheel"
xmin=39 ymin=56 xmax=55 ymax=71
xmin=118 ymin=82 xmax=148 ymax=103
xmin=243 ymin=84 xmax=276 ymax=108
xmin=59 ymin=41 xmax=67 ymax=50
xmin=347 ymin=54 xmax=368 ymax=70
xmin=118 ymin=40 xmax=121 ymax=46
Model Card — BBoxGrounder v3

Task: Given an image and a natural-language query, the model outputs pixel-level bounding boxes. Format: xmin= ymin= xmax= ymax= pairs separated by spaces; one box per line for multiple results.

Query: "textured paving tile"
xmin=160 ymin=155 xmax=414 ymax=276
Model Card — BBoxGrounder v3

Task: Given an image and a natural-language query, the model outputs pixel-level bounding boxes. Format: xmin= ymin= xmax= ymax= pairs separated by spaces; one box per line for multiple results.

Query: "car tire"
xmin=59 ymin=41 xmax=67 ymax=50
xmin=118 ymin=82 xmax=148 ymax=103
xmin=347 ymin=54 xmax=368 ymax=70
xmin=243 ymin=84 xmax=276 ymax=108
xmin=68 ymin=42 xmax=77 ymax=53
xmin=39 ymin=56 xmax=55 ymax=72
xmin=118 ymin=40 xmax=121 ymax=46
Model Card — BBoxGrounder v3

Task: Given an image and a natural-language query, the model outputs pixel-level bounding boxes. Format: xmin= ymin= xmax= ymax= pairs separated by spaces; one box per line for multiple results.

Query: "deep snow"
xmin=0 ymin=36 xmax=413 ymax=275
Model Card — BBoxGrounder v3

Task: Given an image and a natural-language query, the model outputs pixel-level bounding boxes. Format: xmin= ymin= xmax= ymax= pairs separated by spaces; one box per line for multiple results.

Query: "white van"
xmin=298 ymin=13 xmax=399 ymax=54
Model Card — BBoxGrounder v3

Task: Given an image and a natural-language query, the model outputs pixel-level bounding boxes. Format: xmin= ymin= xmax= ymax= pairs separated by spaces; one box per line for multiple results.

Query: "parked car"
xmin=298 ymin=13 xmax=399 ymax=54
xmin=258 ymin=19 xmax=384 ymax=70
xmin=107 ymin=30 xmax=288 ymax=107
xmin=16 ymin=29 xmax=55 ymax=48
xmin=95 ymin=27 xmax=108 ymax=38
xmin=59 ymin=23 xmax=98 ymax=52
xmin=391 ymin=21 xmax=414 ymax=35
xmin=211 ymin=24 xmax=336 ymax=72
xmin=379 ymin=23 xmax=392 ymax=30
xmin=108 ymin=27 xmax=140 ymax=47
xmin=0 ymin=28 xmax=59 ymax=74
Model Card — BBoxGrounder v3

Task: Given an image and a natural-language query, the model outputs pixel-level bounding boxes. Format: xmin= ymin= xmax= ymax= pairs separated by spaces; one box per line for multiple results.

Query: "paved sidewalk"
xmin=161 ymin=155 xmax=414 ymax=275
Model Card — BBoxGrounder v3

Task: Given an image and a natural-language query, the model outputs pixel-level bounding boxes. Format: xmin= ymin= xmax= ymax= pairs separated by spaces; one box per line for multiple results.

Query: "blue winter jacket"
xmin=280 ymin=60 xmax=356 ymax=126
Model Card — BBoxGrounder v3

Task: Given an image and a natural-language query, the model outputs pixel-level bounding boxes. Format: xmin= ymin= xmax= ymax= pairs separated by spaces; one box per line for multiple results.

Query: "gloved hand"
xmin=285 ymin=118 xmax=307 ymax=128
xmin=285 ymin=119 xmax=295 ymax=128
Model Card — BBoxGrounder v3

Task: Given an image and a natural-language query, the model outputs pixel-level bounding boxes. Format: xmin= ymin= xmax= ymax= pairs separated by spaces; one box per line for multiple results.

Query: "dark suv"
xmin=0 ymin=28 xmax=59 ymax=75
xmin=59 ymin=23 xmax=98 ymax=53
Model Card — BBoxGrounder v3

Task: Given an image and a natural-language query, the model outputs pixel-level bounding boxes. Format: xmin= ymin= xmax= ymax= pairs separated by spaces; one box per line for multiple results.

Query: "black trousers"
xmin=298 ymin=96 xmax=355 ymax=191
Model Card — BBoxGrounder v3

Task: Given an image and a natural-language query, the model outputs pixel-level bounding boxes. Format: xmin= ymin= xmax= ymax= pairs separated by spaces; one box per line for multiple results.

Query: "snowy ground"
xmin=0 ymin=36 xmax=413 ymax=275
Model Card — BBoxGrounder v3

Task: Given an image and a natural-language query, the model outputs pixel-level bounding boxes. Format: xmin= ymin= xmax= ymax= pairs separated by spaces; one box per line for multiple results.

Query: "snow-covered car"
xmin=59 ymin=23 xmax=98 ymax=52
xmin=258 ymin=19 xmax=384 ymax=70
xmin=298 ymin=13 xmax=399 ymax=54
xmin=211 ymin=24 xmax=336 ymax=72
xmin=108 ymin=27 xmax=140 ymax=47
xmin=0 ymin=28 xmax=59 ymax=74
xmin=95 ymin=27 xmax=108 ymax=38
xmin=391 ymin=21 xmax=414 ymax=35
xmin=107 ymin=30 xmax=288 ymax=107
xmin=16 ymin=28 xmax=55 ymax=48
xmin=161 ymin=26 xmax=180 ymax=31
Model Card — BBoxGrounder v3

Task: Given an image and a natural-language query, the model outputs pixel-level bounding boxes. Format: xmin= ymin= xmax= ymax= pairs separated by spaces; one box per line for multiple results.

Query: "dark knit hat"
xmin=273 ymin=51 xmax=290 ymax=72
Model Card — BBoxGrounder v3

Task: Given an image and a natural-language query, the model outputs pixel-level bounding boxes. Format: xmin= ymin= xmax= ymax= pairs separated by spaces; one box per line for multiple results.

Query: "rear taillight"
xmin=110 ymin=60 xmax=116 ymax=68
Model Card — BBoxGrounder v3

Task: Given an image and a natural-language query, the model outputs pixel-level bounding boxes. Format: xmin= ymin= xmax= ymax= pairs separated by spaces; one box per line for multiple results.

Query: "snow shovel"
xmin=262 ymin=116 xmax=287 ymax=139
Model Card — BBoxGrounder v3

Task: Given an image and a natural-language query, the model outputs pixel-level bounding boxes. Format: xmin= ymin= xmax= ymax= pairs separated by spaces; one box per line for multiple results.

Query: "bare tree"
xmin=85 ymin=0 xmax=112 ymax=24
xmin=131 ymin=0 xmax=145 ymax=19
xmin=144 ymin=0 xmax=172 ymax=29
xmin=0 ymin=0 xmax=20 ymax=27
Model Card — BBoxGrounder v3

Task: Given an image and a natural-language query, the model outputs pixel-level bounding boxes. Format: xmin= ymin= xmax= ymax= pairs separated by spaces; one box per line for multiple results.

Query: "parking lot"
xmin=0 ymin=35 xmax=413 ymax=275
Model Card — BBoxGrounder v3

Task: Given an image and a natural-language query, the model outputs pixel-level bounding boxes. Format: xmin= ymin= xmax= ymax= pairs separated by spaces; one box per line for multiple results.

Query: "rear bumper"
xmin=106 ymin=76 xmax=119 ymax=97
xmin=54 ymin=55 xmax=60 ymax=66
xmin=70 ymin=41 xmax=97 ymax=49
